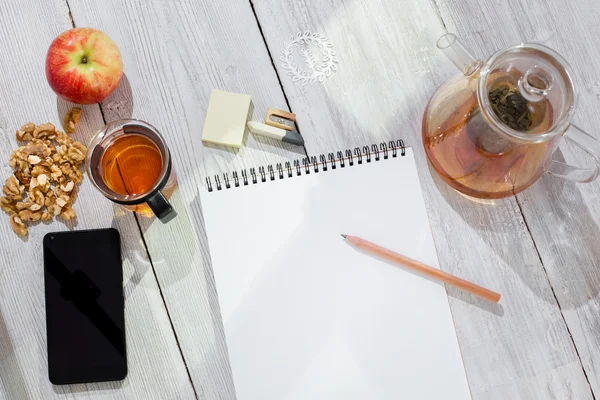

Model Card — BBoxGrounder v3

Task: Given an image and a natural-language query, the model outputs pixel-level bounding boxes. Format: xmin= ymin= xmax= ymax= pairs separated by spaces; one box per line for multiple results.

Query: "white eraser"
xmin=202 ymin=90 xmax=253 ymax=148
xmin=247 ymin=121 xmax=286 ymax=139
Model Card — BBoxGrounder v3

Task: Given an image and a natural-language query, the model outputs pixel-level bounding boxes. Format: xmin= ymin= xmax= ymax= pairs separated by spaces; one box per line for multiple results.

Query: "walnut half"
xmin=10 ymin=214 xmax=27 ymax=237
xmin=3 ymin=176 xmax=24 ymax=201
xmin=0 ymin=197 xmax=15 ymax=214
xmin=33 ymin=123 xmax=57 ymax=140
xmin=16 ymin=122 xmax=35 ymax=142
xmin=64 ymin=107 xmax=83 ymax=135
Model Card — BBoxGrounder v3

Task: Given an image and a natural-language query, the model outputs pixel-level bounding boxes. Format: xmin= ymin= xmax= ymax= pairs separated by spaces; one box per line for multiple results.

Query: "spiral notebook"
xmin=200 ymin=141 xmax=471 ymax=400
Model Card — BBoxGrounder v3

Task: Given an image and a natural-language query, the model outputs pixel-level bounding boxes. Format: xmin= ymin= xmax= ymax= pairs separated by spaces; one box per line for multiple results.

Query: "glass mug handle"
xmin=147 ymin=191 xmax=177 ymax=223
xmin=546 ymin=124 xmax=600 ymax=182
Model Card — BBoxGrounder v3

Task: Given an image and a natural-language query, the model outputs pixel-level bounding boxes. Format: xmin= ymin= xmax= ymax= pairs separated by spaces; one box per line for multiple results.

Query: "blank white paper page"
xmin=201 ymin=148 xmax=471 ymax=400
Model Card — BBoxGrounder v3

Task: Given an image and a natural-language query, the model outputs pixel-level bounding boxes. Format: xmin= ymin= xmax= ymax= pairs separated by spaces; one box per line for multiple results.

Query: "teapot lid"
xmin=477 ymin=43 xmax=576 ymax=142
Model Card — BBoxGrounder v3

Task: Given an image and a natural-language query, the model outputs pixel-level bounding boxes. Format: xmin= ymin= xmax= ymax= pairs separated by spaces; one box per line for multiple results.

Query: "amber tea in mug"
xmin=86 ymin=119 xmax=177 ymax=222
xmin=101 ymin=135 xmax=163 ymax=196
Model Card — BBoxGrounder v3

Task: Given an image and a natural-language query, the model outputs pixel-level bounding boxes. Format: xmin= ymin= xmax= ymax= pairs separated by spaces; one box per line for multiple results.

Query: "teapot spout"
xmin=437 ymin=33 xmax=481 ymax=76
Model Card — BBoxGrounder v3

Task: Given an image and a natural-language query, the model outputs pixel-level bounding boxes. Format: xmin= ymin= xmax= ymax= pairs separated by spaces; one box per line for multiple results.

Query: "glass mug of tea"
xmin=422 ymin=34 xmax=600 ymax=199
xmin=86 ymin=119 xmax=177 ymax=222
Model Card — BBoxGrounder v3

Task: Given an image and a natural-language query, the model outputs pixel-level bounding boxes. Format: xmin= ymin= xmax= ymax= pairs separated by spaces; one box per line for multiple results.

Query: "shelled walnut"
xmin=3 ymin=119 xmax=87 ymax=236
xmin=10 ymin=214 xmax=27 ymax=237
xmin=15 ymin=122 xmax=34 ymax=142
xmin=64 ymin=107 xmax=82 ymax=135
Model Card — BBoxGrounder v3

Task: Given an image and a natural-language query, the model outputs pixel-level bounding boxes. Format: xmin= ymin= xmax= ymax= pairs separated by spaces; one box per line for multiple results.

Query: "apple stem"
xmin=81 ymin=55 xmax=88 ymax=64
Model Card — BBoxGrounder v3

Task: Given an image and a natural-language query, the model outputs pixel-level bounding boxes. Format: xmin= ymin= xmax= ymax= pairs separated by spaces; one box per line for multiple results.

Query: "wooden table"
xmin=1 ymin=0 xmax=599 ymax=398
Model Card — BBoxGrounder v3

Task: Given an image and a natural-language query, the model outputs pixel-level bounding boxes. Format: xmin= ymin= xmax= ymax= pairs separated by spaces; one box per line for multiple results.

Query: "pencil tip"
xmin=341 ymin=234 xmax=347 ymax=239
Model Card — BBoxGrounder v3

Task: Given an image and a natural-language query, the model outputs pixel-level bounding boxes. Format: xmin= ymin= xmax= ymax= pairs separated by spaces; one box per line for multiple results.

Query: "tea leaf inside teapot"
xmin=488 ymin=84 xmax=532 ymax=132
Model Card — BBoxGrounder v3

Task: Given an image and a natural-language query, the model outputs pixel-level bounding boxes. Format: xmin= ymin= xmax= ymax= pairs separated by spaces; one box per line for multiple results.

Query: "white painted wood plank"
xmin=250 ymin=0 xmax=593 ymax=398
xmin=0 ymin=1 xmax=195 ymax=398
xmin=66 ymin=0 xmax=308 ymax=398
xmin=436 ymin=0 xmax=600 ymax=396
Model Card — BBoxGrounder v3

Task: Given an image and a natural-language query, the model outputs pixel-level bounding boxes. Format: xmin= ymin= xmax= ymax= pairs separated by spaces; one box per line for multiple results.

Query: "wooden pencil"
xmin=342 ymin=234 xmax=501 ymax=303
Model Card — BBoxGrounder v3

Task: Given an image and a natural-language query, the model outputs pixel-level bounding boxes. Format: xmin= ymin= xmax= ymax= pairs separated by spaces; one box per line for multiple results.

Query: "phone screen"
xmin=43 ymin=228 xmax=126 ymax=385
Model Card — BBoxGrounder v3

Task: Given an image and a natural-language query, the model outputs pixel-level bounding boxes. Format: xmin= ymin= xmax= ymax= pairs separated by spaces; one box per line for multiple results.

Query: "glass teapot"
xmin=422 ymin=33 xmax=600 ymax=199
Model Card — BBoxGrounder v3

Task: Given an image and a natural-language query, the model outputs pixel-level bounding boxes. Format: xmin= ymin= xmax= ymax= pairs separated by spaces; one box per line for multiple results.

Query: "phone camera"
xmin=50 ymin=236 xmax=54 ymax=240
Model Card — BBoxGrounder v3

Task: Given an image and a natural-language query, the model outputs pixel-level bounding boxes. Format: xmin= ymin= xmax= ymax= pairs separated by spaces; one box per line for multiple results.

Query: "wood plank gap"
xmin=93 ymin=94 xmax=200 ymax=398
xmin=515 ymin=196 xmax=597 ymax=400
xmin=75 ymin=30 xmax=200 ymax=391
xmin=247 ymin=0 xmax=293 ymax=113
xmin=430 ymin=0 xmax=448 ymax=31
xmin=63 ymin=0 xmax=76 ymax=28
xmin=247 ymin=0 xmax=310 ymax=156
xmin=132 ymin=212 xmax=200 ymax=400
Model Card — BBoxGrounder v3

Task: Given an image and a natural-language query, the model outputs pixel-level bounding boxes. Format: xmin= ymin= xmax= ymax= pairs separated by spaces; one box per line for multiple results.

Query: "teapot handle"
xmin=546 ymin=124 xmax=600 ymax=182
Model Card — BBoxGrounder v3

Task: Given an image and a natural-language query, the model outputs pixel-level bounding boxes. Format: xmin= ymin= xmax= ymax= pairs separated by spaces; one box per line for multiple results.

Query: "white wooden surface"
xmin=0 ymin=0 xmax=195 ymax=398
xmin=252 ymin=0 xmax=596 ymax=398
xmin=0 ymin=0 xmax=598 ymax=399
xmin=65 ymin=0 xmax=303 ymax=398
xmin=436 ymin=0 xmax=600 ymax=396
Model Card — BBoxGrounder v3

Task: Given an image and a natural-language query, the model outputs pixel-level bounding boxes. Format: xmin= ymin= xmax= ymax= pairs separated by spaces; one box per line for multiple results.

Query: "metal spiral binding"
xmin=380 ymin=142 xmax=388 ymax=159
xmin=311 ymin=156 xmax=318 ymax=172
xmin=371 ymin=144 xmax=380 ymax=161
xmin=354 ymin=147 xmax=362 ymax=164
xmin=302 ymin=157 xmax=310 ymax=174
xmin=338 ymin=151 xmax=345 ymax=167
xmin=285 ymin=161 xmax=292 ymax=177
xmin=206 ymin=140 xmax=406 ymax=191
xmin=345 ymin=149 xmax=353 ymax=166
xmin=268 ymin=165 xmax=275 ymax=180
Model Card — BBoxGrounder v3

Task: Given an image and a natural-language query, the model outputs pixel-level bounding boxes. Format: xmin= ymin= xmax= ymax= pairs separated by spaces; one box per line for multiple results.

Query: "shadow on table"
xmin=428 ymin=158 xmax=563 ymax=306
xmin=100 ymin=74 xmax=134 ymax=121
xmin=446 ymin=286 xmax=504 ymax=316
xmin=109 ymin=194 xmax=198 ymax=301
xmin=124 ymin=185 xmax=235 ymax=397
xmin=249 ymin=131 xmax=307 ymax=158
xmin=110 ymin=204 xmax=154 ymax=300
xmin=430 ymin=148 xmax=600 ymax=309
xmin=202 ymin=129 xmax=306 ymax=161
xmin=419 ymin=165 xmax=516 ymax=315
xmin=56 ymin=73 xmax=134 ymax=129
xmin=133 ymin=188 xmax=197 ymax=287
xmin=108 ymin=182 xmax=225 ymax=324
xmin=132 ymin=184 xmax=228 ymax=326
xmin=517 ymin=158 xmax=600 ymax=311
xmin=52 ymin=378 xmax=124 ymax=396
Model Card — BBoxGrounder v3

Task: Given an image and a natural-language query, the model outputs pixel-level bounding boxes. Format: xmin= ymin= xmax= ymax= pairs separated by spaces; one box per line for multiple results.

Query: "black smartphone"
xmin=43 ymin=228 xmax=127 ymax=385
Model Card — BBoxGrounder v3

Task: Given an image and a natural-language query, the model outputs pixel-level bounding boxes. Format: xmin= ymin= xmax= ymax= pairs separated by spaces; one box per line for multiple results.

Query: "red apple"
xmin=45 ymin=28 xmax=123 ymax=104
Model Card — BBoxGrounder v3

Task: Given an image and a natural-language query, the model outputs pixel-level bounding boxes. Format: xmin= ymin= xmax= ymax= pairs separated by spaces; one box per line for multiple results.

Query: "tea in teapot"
xmin=422 ymin=34 xmax=600 ymax=199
